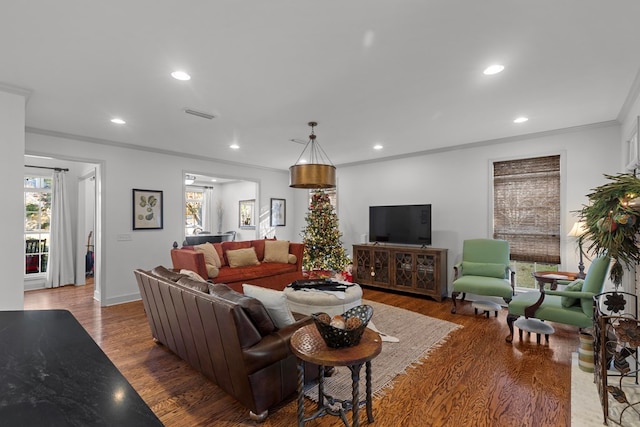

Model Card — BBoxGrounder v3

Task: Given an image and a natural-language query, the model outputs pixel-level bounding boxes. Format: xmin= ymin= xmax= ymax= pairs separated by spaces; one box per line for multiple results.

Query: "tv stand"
xmin=353 ymin=244 xmax=447 ymax=302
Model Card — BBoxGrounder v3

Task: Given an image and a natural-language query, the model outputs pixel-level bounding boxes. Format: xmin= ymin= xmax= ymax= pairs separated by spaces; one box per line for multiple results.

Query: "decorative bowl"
xmin=312 ymin=305 xmax=373 ymax=348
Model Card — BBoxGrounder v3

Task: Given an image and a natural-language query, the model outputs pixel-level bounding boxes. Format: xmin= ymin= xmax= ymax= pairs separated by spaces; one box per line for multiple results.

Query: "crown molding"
xmin=25 ymin=127 xmax=287 ymax=175
xmin=0 ymin=82 xmax=32 ymax=102
xmin=337 ymin=120 xmax=620 ymax=168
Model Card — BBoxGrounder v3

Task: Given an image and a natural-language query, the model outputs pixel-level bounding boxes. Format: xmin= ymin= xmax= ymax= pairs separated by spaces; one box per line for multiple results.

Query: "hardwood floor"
xmin=24 ymin=285 xmax=578 ymax=427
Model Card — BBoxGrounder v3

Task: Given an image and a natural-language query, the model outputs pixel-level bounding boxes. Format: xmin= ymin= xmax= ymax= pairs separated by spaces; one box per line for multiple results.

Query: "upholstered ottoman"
xmin=284 ymin=283 xmax=363 ymax=316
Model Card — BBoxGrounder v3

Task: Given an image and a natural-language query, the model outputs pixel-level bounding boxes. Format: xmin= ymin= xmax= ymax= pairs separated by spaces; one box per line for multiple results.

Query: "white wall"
xmin=0 ymin=89 xmax=27 ymax=310
xmin=26 ymin=132 xmax=301 ymax=306
xmin=333 ymin=123 xmax=621 ymax=295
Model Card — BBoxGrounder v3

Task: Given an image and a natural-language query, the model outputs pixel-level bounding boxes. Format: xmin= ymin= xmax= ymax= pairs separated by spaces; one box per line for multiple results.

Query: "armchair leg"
xmin=451 ymin=292 xmax=460 ymax=313
xmin=506 ymin=313 xmax=519 ymax=343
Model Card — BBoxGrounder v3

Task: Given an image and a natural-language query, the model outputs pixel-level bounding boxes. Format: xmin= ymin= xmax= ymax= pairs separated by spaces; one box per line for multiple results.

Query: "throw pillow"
xmin=179 ymin=269 xmax=207 ymax=282
xmin=264 ymin=240 xmax=290 ymax=263
xmin=226 ymin=248 xmax=261 ymax=268
xmin=242 ymin=283 xmax=296 ymax=328
xmin=462 ymin=261 xmax=506 ymax=279
xmin=194 ymin=243 xmax=222 ymax=268
xmin=561 ymin=279 xmax=584 ymax=308
xmin=288 ymin=253 xmax=297 ymax=265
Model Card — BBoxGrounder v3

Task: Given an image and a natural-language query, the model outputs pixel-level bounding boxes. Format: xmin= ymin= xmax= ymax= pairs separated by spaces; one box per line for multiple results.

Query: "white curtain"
xmin=202 ymin=187 xmax=215 ymax=233
xmin=46 ymin=170 xmax=75 ymax=288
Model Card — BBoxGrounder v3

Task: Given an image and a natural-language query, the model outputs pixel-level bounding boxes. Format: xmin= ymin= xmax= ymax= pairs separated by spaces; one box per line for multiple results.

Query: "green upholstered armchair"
xmin=451 ymin=239 xmax=515 ymax=314
xmin=505 ymin=255 xmax=611 ymax=343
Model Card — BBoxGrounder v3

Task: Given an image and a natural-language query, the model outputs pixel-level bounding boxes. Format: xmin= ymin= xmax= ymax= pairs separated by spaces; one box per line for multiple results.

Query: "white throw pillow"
xmin=242 ymin=284 xmax=295 ymax=328
xmin=179 ymin=269 xmax=207 ymax=282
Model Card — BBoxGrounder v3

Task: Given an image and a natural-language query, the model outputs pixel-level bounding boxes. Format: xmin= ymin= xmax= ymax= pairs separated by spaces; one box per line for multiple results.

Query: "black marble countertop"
xmin=0 ymin=309 xmax=163 ymax=426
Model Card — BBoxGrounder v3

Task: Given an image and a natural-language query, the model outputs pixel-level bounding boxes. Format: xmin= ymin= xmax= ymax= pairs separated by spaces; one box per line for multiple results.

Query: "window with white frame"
xmin=185 ymin=188 xmax=204 ymax=236
xmin=24 ymin=175 xmax=52 ymax=275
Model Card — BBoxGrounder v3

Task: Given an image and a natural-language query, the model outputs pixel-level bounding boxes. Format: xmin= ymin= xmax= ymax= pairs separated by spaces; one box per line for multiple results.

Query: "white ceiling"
xmin=5 ymin=1 xmax=640 ymax=171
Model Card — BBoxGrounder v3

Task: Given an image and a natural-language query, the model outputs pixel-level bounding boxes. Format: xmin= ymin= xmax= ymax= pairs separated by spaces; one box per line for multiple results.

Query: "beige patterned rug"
xmin=304 ymin=299 xmax=462 ymax=402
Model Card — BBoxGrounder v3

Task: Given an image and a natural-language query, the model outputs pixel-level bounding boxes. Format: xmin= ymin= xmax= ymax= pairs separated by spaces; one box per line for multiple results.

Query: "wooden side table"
xmin=290 ymin=324 xmax=382 ymax=427
xmin=532 ymin=271 xmax=578 ymax=291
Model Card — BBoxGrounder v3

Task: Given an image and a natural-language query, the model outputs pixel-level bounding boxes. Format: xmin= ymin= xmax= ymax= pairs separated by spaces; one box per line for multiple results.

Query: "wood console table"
xmin=0 ymin=310 xmax=161 ymax=426
xmin=353 ymin=244 xmax=448 ymax=301
xmin=291 ymin=324 xmax=382 ymax=427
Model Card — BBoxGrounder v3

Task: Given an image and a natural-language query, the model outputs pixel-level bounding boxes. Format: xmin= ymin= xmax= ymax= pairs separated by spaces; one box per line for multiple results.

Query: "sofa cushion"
xmin=222 ymin=241 xmax=252 ymax=265
xmin=151 ymin=265 xmax=186 ymax=282
xmin=216 ymin=262 xmax=298 ymax=284
xmin=288 ymin=253 xmax=297 ymax=265
xmin=213 ymin=243 xmax=225 ymax=267
xmin=208 ymin=283 xmax=276 ymax=336
xmin=242 ymin=283 xmax=295 ymax=328
xmin=194 ymin=243 xmax=222 ymax=268
xmin=462 ymin=261 xmax=506 ymax=279
xmin=560 ymin=279 xmax=584 ymax=308
xmin=227 ymin=248 xmax=261 ymax=268
xmin=264 ymin=240 xmax=290 ymax=263
xmin=251 ymin=239 xmax=266 ymax=261
xmin=176 ymin=276 xmax=210 ymax=293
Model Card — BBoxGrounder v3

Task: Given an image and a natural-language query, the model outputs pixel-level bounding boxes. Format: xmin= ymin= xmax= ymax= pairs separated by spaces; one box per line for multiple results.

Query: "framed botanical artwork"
xmin=133 ymin=189 xmax=163 ymax=230
xmin=270 ymin=198 xmax=286 ymax=226
xmin=239 ymin=199 xmax=255 ymax=228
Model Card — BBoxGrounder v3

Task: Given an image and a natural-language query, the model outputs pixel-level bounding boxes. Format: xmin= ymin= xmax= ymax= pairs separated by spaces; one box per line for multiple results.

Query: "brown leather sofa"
xmin=134 ymin=266 xmax=317 ymax=421
xmin=170 ymin=239 xmax=304 ymax=292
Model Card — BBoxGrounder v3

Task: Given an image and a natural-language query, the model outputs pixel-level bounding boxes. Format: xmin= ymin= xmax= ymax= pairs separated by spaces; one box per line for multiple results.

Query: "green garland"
xmin=578 ymin=173 xmax=640 ymax=286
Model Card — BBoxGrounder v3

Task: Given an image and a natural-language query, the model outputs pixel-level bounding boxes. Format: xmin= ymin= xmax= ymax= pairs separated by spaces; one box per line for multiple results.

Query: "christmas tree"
xmin=302 ymin=191 xmax=350 ymax=272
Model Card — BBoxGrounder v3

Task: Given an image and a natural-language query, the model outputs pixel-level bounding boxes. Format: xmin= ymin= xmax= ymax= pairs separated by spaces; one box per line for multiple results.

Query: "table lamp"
xmin=568 ymin=221 xmax=587 ymax=279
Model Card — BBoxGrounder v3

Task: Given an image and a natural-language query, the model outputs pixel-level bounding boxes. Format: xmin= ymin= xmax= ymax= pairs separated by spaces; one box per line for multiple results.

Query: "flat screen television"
xmin=369 ymin=204 xmax=432 ymax=245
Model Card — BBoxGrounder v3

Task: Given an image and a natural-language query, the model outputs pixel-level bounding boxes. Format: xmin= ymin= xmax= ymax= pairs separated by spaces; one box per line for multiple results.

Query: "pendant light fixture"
xmin=289 ymin=121 xmax=336 ymax=189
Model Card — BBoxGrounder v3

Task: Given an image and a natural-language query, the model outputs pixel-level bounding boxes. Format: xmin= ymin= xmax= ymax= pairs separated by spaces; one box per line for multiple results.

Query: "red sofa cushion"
xmin=216 ymin=262 xmax=297 ymax=285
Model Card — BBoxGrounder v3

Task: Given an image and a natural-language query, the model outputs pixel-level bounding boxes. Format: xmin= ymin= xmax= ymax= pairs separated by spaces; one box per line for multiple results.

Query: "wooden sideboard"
xmin=353 ymin=244 xmax=448 ymax=301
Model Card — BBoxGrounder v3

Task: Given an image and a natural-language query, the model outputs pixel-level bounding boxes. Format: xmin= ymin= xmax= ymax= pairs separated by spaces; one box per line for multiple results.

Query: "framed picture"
xmin=270 ymin=198 xmax=286 ymax=226
xmin=239 ymin=199 xmax=255 ymax=228
xmin=132 ymin=189 xmax=163 ymax=230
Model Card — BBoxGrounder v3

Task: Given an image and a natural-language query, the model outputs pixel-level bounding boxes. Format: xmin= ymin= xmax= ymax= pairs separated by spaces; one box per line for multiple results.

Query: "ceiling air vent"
xmin=184 ymin=108 xmax=216 ymax=120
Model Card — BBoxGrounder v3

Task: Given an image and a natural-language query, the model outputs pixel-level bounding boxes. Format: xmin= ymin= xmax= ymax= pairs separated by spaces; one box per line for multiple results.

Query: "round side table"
xmin=290 ymin=324 xmax=382 ymax=427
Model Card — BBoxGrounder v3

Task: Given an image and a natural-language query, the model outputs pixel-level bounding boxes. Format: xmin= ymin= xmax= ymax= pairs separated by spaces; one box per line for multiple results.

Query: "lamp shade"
xmin=289 ymin=164 xmax=336 ymax=189
xmin=568 ymin=221 xmax=587 ymax=237
xmin=289 ymin=121 xmax=336 ymax=189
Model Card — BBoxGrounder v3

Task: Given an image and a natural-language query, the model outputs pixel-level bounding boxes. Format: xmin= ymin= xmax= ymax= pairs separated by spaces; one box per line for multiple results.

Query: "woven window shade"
xmin=493 ymin=155 xmax=561 ymax=264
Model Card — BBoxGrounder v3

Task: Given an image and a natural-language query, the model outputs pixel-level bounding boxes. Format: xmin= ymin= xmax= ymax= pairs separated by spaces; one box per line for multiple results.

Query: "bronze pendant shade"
xmin=289 ymin=122 xmax=336 ymax=189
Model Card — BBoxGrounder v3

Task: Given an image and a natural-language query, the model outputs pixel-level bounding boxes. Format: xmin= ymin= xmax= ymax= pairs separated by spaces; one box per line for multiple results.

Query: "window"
xmin=185 ymin=188 xmax=204 ymax=236
xmin=493 ymin=155 xmax=560 ymax=288
xmin=24 ymin=176 xmax=52 ymax=275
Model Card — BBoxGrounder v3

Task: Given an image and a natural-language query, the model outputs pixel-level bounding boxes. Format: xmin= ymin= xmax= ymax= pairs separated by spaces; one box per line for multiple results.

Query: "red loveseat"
xmin=170 ymin=239 xmax=304 ymax=292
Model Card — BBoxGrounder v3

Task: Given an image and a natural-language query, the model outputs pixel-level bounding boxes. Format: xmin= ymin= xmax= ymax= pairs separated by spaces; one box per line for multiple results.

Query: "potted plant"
xmin=578 ymin=173 xmax=640 ymax=288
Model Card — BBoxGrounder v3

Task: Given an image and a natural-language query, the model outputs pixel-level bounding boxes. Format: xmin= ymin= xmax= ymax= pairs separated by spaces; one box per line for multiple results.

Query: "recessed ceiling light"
xmin=373 ymin=144 xmax=383 ymax=150
xmin=513 ymin=117 xmax=529 ymax=124
xmin=299 ymin=159 xmax=308 ymax=164
xmin=171 ymin=71 xmax=191 ymax=81
xmin=483 ymin=64 xmax=504 ymax=75
xmin=230 ymin=143 xmax=240 ymax=150
xmin=110 ymin=118 xmax=126 ymax=124
xmin=211 ymin=179 xmax=217 ymax=182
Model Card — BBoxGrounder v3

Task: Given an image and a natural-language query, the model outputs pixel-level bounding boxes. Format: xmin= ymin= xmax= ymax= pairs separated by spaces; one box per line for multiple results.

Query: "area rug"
xmin=304 ymin=299 xmax=462 ymax=402
xmin=571 ymin=352 xmax=640 ymax=426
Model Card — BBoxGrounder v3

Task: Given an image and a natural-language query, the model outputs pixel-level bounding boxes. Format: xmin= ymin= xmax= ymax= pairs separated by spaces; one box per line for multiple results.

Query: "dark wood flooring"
xmin=24 ymin=284 xmax=578 ymax=426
